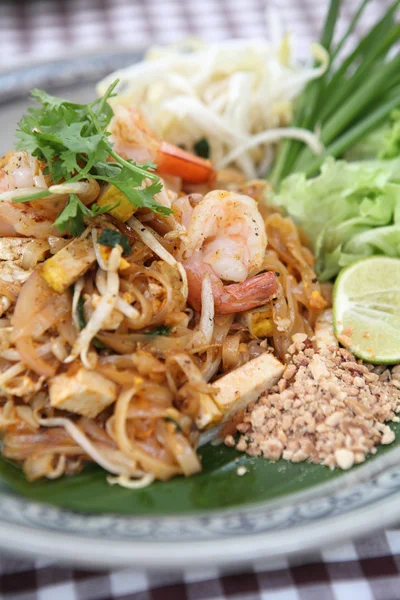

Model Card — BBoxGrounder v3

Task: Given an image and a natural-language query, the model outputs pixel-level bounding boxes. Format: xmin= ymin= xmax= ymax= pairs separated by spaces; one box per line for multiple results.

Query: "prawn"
xmin=0 ymin=151 xmax=99 ymax=238
xmin=185 ymin=256 xmax=277 ymax=314
xmin=182 ymin=190 xmax=277 ymax=314
xmin=109 ymin=105 xmax=215 ymax=185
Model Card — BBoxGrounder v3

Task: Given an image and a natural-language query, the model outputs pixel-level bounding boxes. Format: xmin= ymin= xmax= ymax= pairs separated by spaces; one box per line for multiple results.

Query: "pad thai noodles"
xmin=0 ymin=82 xmax=328 ymax=487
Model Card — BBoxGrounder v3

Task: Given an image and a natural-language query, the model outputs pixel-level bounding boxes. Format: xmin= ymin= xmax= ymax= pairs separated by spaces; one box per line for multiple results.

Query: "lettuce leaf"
xmin=345 ymin=110 xmax=400 ymax=162
xmin=380 ymin=110 xmax=400 ymax=160
xmin=272 ymin=157 xmax=400 ymax=280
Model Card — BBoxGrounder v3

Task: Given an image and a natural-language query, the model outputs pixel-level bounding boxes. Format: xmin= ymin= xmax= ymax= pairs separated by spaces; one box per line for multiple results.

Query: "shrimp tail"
xmin=156 ymin=142 xmax=215 ymax=185
xmin=185 ymin=257 xmax=277 ymax=315
xmin=110 ymin=105 xmax=215 ymax=184
xmin=217 ymin=271 xmax=278 ymax=314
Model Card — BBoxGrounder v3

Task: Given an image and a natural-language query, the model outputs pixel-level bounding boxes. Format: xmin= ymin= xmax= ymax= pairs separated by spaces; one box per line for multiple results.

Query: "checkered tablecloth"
xmin=2 ymin=531 xmax=400 ymax=600
xmin=0 ymin=0 xmax=394 ymax=68
xmin=1 ymin=1 xmax=399 ymax=599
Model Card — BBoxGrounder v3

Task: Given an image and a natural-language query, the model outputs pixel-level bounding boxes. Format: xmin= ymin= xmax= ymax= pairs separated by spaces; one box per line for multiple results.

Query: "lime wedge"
xmin=333 ymin=257 xmax=400 ymax=364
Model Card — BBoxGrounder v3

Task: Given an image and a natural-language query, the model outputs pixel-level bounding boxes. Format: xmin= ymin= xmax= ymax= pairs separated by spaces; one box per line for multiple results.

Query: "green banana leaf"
xmin=1 ymin=423 xmax=399 ymax=515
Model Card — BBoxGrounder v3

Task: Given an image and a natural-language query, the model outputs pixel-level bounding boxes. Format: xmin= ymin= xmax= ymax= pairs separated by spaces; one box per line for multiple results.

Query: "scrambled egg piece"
xmin=49 ymin=368 xmax=118 ymax=418
xmin=239 ymin=305 xmax=274 ymax=338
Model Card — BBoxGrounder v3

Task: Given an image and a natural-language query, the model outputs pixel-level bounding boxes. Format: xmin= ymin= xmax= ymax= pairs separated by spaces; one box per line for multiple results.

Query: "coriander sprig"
xmin=53 ymin=193 xmax=114 ymax=237
xmin=14 ymin=79 xmax=171 ymax=236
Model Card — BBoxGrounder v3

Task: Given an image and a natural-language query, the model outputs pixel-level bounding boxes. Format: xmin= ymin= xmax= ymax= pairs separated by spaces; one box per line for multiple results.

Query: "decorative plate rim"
xmin=0 ymin=488 xmax=398 ymax=569
xmin=1 ymin=54 xmax=400 ymax=568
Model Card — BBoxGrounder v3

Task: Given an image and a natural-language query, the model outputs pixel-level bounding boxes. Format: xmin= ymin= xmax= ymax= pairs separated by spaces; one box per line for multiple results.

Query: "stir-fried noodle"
xmin=0 ymin=104 xmax=327 ymax=487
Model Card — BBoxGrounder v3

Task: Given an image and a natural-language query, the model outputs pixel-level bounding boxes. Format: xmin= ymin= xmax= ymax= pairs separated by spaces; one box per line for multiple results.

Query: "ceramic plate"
xmin=1 ymin=54 xmax=400 ymax=569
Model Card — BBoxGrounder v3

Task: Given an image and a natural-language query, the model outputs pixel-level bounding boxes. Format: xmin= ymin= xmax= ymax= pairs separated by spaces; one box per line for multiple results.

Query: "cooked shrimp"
xmin=184 ymin=190 xmax=267 ymax=282
xmin=109 ymin=105 xmax=215 ymax=184
xmin=0 ymin=151 xmax=99 ymax=238
xmin=182 ymin=190 xmax=277 ymax=313
xmin=185 ymin=256 xmax=277 ymax=314
xmin=0 ymin=151 xmax=45 ymax=191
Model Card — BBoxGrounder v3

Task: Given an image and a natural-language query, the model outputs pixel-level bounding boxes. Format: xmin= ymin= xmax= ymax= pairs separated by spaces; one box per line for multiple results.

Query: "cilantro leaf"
xmin=60 ymin=149 xmax=80 ymax=175
xmin=14 ymin=79 xmax=171 ymax=235
xmin=97 ymin=229 xmax=131 ymax=255
xmin=90 ymin=202 xmax=118 ymax=216
xmin=53 ymin=194 xmax=114 ymax=236
xmin=30 ymin=89 xmax=84 ymax=110
xmin=108 ymin=169 xmax=167 ymax=215
xmin=39 ymin=122 xmax=104 ymax=154
xmin=53 ymin=194 xmax=90 ymax=237
xmin=15 ymin=129 xmax=41 ymax=156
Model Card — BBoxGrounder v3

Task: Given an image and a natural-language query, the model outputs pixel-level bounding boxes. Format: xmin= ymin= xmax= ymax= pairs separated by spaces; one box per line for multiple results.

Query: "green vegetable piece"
xmin=145 ymin=325 xmax=171 ymax=336
xmin=272 ymin=157 xmax=400 ymax=280
xmin=53 ymin=194 xmax=90 ymax=237
xmin=53 ymin=194 xmax=112 ymax=237
xmin=270 ymin=0 xmax=400 ymax=185
xmin=194 ymin=138 xmax=210 ymax=159
xmin=381 ymin=109 xmax=400 ymax=159
xmin=97 ymin=228 xmax=131 ymax=255
xmin=14 ymin=79 xmax=171 ymax=236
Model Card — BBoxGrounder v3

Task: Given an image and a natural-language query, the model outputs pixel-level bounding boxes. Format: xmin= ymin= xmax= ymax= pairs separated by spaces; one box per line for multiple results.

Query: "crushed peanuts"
xmin=227 ymin=334 xmax=400 ymax=470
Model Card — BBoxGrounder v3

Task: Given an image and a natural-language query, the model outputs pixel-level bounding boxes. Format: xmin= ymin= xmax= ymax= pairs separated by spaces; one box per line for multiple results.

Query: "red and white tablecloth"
xmin=0 ymin=1 xmax=399 ymax=599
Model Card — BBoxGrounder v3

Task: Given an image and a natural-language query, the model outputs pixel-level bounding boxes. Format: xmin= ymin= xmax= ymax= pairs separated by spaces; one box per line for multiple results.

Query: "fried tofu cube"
xmin=40 ymin=238 xmax=96 ymax=293
xmin=211 ymin=352 xmax=284 ymax=421
xmin=49 ymin=368 xmax=118 ymax=418
xmin=196 ymin=393 xmax=223 ymax=430
xmin=97 ymin=185 xmax=137 ymax=222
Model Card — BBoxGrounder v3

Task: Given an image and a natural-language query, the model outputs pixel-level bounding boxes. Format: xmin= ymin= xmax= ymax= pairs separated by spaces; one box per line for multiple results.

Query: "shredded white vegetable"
xmin=0 ymin=362 xmax=26 ymax=386
xmin=97 ymin=39 xmax=328 ymax=178
xmin=218 ymin=127 xmax=324 ymax=169
xmin=96 ymin=270 xmax=140 ymax=320
xmin=107 ymin=473 xmax=155 ymax=489
xmin=50 ymin=337 xmax=68 ymax=362
xmin=0 ymin=349 xmax=21 ymax=362
xmin=72 ymin=277 xmax=85 ymax=329
xmin=0 ymin=296 xmax=11 ymax=317
xmin=48 ymin=181 xmax=92 ymax=195
xmin=46 ymin=455 xmax=66 ymax=479
xmin=128 ymin=216 xmax=188 ymax=300
xmin=199 ymin=274 xmax=214 ymax=345
xmin=65 ymin=246 xmax=122 ymax=368
xmin=91 ymin=229 xmax=108 ymax=271
xmin=2 ymin=343 xmax=53 ymax=368
xmin=38 ymin=417 xmax=137 ymax=476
